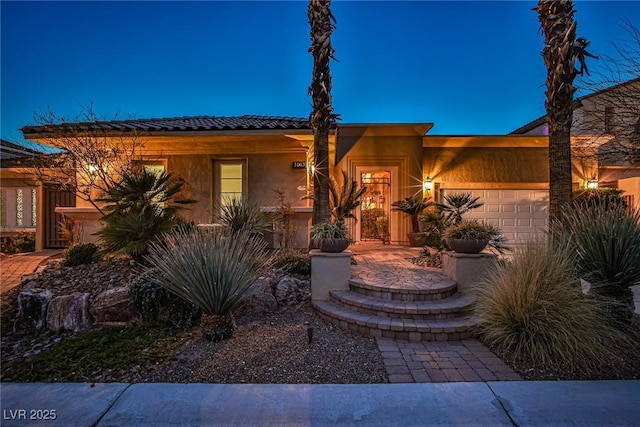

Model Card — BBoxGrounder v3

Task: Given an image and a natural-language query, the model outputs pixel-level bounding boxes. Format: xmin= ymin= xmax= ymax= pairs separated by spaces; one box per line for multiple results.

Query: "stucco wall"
xmin=167 ymin=152 xmax=309 ymax=224
xmin=423 ymin=147 xmax=550 ymax=183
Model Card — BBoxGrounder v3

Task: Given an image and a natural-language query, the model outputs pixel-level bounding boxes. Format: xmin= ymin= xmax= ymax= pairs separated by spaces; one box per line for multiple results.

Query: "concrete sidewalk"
xmin=1 ymin=381 xmax=639 ymax=426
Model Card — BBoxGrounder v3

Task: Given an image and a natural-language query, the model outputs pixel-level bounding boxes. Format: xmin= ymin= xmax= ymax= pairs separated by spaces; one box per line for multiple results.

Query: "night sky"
xmin=2 ymin=1 xmax=638 ymax=145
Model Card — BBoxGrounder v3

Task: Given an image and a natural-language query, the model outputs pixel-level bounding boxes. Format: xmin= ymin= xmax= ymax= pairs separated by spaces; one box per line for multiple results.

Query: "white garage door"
xmin=441 ymin=188 xmax=549 ymax=244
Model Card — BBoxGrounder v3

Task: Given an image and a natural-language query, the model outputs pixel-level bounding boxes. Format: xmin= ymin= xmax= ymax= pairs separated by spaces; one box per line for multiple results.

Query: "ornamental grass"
xmin=473 ymin=240 xmax=634 ymax=372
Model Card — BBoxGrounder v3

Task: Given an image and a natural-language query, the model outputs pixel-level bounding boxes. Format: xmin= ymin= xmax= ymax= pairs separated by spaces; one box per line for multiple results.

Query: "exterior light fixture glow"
xmin=88 ymin=165 xmax=99 ymax=174
xmin=586 ymin=177 xmax=598 ymax=189
xmin=423 ymin=177 xmax=433 ymax=192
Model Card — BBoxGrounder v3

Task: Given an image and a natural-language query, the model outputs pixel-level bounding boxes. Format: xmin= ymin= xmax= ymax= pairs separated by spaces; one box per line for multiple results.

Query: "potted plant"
xmin=311 ymin=219 xmax=351 ymax=252
xmin=392 ymin=194 xmax=431 ymax=246
xmin=444 ymin=220 xmax=508 ymax=254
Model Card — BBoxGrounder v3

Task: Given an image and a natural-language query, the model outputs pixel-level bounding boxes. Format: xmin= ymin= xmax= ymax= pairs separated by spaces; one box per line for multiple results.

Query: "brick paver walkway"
xmin=351 ymin=243 xmax=522 ymax=383
xmin=0 ymin=249 xmax=62 ymax=294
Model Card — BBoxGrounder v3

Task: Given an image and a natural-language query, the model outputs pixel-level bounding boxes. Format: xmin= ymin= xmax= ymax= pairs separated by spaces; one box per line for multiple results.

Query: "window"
xmin=141 ymin=162 xmax=167 ymax=206
xmin=213 ymin=160 xmax=247 ymax=216
xmin=604 ymin=106 xmax=615 ymax=133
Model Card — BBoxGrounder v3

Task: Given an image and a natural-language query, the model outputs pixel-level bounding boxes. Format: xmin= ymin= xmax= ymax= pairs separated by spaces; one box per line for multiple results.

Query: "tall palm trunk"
xmin=537 ymin=0 xmax=578 ymax=223
xmin=308 ymin=0 xmax=337 ymax=225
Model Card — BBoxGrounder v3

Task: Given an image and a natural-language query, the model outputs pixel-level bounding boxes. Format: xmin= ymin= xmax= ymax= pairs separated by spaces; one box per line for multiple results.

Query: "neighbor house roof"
xmin=22 ymin=115 xmax=311 ymax=137
xmin=0 ymin=139 xmax=43 ymax=167
xmin=511 ymin=77 xmax=640 ymax=135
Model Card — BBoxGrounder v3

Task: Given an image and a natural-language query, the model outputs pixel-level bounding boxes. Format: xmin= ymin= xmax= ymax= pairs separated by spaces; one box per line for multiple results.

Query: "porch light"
xmin=88 ymin=164 xmax=99 ymax=174
xmin=586 ymin=177 xmax=598 ymax=189
xmin=423 ymin=177 xmax=433 ymax=192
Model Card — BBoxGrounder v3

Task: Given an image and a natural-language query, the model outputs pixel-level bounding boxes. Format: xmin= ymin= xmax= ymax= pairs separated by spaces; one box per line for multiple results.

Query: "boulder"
xmin=46 ymin=292 xmax=91 ymax=333
xmin=17 ymin=288 xmax=53 ymax=331
xmin=274 ymin=277 xmax=310 ymax=308
xmin=90 ymin=285 xmax=139 ymax=327
xmin=234 ymin=277 xmax=278 ymax=317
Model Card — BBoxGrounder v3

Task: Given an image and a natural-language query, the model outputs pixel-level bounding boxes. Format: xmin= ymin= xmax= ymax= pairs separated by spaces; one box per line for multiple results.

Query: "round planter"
xmin=408 ymin=232 xmax=427 ymax=247
xmin=446 ymin=238 xmax=488 ymax=254
xmin=316 ymin=238 xmax=350 ymax=253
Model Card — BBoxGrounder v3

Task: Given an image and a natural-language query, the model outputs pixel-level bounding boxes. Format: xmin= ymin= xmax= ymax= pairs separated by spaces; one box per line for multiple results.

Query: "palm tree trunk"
xmin=537 ymin=0 xmax=578 ymax=222
xmin=308 ymin=0 xmax=337 ymax=225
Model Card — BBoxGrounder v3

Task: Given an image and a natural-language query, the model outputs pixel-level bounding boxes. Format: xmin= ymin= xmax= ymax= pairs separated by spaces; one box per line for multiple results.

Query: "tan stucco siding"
xmin=423 ymin=147 xmax=550 ymax=183
xmin=166 ymin=155 xmax=212 ymax=224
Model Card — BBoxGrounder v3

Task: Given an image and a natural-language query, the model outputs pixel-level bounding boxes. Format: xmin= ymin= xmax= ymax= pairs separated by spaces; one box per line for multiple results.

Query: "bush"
xmin=63 ymin=243 xmax=99 ymax=266
xmin=129 ymin=271 xmax=201 ymax=328
xmin=444 ymin=220 xmax=509 ymax=253
xmin=572 ymin=188 xmax=627 ymax=210
xmin=553 ymin=204 xmax=640 ymax=324
xmin=217 ymin=197 xmax=272 ymax=236
xmin=474 ymin=241 xmax=633 ymax=372
xmin=144 ymin=227 xmax=274 ymax=340
xmin=273 ymin=249 xmax=311 ymax=276
xmin=1 ymin=232 xmax=36 ymax=254
xmin=96 ymin=169 xmax=195 ymax=262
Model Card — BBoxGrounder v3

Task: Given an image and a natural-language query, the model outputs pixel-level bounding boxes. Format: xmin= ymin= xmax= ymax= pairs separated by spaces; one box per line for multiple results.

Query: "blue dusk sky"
xmin=1 ymin=1 xmax=638 ymax=145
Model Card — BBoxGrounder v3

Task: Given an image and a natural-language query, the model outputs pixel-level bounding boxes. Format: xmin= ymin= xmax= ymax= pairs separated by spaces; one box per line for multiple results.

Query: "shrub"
xmin=0 ymin=232 xmax=36 ymax=254
xmin=129 ymin=271 xmax=201 ymax=328
xmin=273 ymin=249 xmax=311 ymax=276
xmin=217 ymin=197 xmax=273 ymax=236
xmin=144 ymin=227 xmax=274 ymax=341
xmin=444 ymin=220 xmax=509 ymax=254
xmin=96 ymin=169 xmax=195 ymax=262
xmin=572 ymin=188 xmax=627 ymax=210
xmin=311 ymin=219 xmax=350 ymax=241
xmin=437 ymin=192 xmax=483 ymax=225
xmin=63 ymin=243 xmax=99 ymax=266
xmin=553 ymin=204 xmax=640 ymax=324
xmin=474 ymin=241 xmax=633 ymax=372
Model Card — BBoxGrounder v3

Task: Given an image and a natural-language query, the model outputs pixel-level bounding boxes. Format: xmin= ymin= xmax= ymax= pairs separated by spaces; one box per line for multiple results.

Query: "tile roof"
xmin=0 ymin=139 xmax=43 ymax=166
xmin=22 ymin=115 xmax=311 ymax=135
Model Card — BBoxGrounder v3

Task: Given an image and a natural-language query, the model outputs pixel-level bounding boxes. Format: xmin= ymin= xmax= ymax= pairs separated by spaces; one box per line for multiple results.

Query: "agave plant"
xmin=437 ymin=192 xmax=483 ymax=225
xmin=144 ymin=227 xmax=274 ymax=341
xmin=552 ymin=203 xmax=640 ymax=324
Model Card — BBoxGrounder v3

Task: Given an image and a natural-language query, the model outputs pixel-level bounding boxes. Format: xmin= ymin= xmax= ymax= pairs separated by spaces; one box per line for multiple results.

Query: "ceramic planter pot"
xmin=446 ymin=238 xmax=488 ymax=254
xmin=316 ymin=238 xmax=350 ymax=253
xmin=408 ymin=232 xmax=427 ymax=247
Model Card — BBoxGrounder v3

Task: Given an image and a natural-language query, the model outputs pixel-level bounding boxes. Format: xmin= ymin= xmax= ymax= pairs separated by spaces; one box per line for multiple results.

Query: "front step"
xmin=313 ymin=300 xmax=477 ymax=342
xmin=330 ymin=289 xmax=475 ymax=320
xmin=349 ymin=278 xmax=457 ymax=301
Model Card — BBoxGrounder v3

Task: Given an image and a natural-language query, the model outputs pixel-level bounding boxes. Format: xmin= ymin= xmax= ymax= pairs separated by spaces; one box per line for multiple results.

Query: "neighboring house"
xmin=0 ymin=139 xmax=75 ymax=250
xmin=512 ymin=77 xmax=640 ymax=208
xmin=0 ymin=139 xmax=39 ymax=234
xmin=20 ymin=81 xmax=640 ymax=247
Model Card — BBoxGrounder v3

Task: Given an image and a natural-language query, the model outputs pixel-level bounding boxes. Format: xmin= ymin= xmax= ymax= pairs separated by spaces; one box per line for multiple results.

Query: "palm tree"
xmin=536 ymin=0 xmax=579 ymax=222
xmin=308 ymin=0 xmax=338 ymax=225
xmin=437 ymin=192 xmax=484 ymax=225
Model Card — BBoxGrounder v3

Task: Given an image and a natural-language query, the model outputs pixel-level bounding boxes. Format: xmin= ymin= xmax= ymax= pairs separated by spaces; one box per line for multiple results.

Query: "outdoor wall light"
xmin=88 ymin=165 xmax=99 ymax=174
xmin=586 ymin=177 xmax=598 ymax=189
xmin=423 ymin=177 xmax=433 ymax=192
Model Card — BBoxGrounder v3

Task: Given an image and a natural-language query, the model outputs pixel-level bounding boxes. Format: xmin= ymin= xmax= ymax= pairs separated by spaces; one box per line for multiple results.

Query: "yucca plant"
xmin=217 ymin=197 xmax=273 ymax=236
xmin=144 ymin=227 xmax=274 ymax=341
xmin=329 ymin=170 xmax=367 ymax=221
xmin=391 ymin=194 xmax=432 ymax=233
xmin=553 ymin=204 xmax=640 ymax=324
xmin=474 ymin=240 xmax=633 ymax=372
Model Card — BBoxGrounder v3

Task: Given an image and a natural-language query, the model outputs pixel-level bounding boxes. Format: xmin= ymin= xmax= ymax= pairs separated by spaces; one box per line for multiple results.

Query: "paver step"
xmin=330 ymin=290 xmax=475 ymax=320
xmin=349 ymin=277 xmax=457 ymax=301
xmin=313 ymin=300 xmax=477 ymax=342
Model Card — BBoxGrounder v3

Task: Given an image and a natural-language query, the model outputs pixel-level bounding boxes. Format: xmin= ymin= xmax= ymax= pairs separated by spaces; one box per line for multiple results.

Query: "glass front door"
xmin=360 ymin=171 xmax=391 ymax=243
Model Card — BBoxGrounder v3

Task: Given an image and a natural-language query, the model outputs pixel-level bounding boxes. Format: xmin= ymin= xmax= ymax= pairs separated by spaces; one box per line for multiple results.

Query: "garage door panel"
xmin=442 ymin=188 xmax=549 ymax=244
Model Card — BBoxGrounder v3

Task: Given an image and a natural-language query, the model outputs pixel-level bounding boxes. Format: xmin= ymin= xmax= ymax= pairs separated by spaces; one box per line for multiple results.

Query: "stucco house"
xmin=19 ymin=79 xmax=640 ymax=250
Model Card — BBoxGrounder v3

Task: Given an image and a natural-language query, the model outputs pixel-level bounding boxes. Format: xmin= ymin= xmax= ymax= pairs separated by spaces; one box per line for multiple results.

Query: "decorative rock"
xmin=47 ymin=292 xmax=91 ymax=333
xmin=17 ymin=289 xmax=53 ymax=331
xmin=234 ymin=277 xmax=278 ymax=317
xmin=90 ymin=285 xmax=139 ymax=327
xmin=274 ymin=277 xmax=310 ymax=308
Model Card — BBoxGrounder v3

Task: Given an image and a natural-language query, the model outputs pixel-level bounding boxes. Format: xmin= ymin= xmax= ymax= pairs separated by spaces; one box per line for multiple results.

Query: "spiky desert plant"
xmin=217 ymin=196 xmax=273 ymax=236
xmin=329 ymin=170 xmax=367 ymax=221
xmin=553 ymin=203 xmax=640 ymax=324
xmin=144 ymin=227 xmax=274 ymax=341
xmin=392 ymin=194 xmax=432 ymax=233
xmin=437 ymin=192 xmax=483 ymax=225
xmin=474 ymin=240 xmax=633 ymax=372
xmin=96 ymin=168 xmax=195 ymax=262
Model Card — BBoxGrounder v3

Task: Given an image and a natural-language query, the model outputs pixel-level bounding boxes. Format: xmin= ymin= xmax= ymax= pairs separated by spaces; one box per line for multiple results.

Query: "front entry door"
xmin=360 ymin=171 xmax=391 ymax=243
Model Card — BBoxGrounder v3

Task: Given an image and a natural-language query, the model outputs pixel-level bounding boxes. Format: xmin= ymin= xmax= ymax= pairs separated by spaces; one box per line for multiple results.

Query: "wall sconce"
xmin=586 ymin=177 xmax=598 ymax=189
xmin=423 ymin=177 xmax=433 ymax=192
xmin=88 ymin=165 xmax=99 ymax=174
